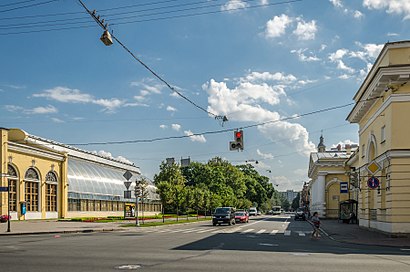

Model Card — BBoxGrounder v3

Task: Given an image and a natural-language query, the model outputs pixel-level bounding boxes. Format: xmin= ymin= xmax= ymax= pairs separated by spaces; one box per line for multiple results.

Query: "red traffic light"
xmin=235 ymin=131 xmax=242 ymax=139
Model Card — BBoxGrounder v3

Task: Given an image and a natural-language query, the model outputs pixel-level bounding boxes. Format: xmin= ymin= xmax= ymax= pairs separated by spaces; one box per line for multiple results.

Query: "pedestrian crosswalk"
xmin=137 ymin=226 xmax=313 ymax=237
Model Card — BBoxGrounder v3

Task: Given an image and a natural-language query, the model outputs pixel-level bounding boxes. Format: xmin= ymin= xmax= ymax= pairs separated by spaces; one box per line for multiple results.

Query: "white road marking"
xmin=258 ymin=243 xmax=279 ymax=247
xmin=270 ymin=230 xmax=279 ymax=235
xmin=256 ymin=229 xmax=266 ymax=234
xmin=196 ymin=228 xmax=214 ymax=233
xmin=242 ymin=229 xmax=254 ymax=233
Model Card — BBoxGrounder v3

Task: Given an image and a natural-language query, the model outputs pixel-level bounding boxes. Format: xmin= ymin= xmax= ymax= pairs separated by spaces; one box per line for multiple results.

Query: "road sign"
xmin=367 ymin=176 xmax=380 ymax=189
xmin=124 ymin=190 xmax=132 ymax=199
xmin=0 ymin=187 xmax=8 ymax=192
xmin=124 ymin=181 xmax=132 ymax=190
xmin=367 ymin=161 xmax=380 ymax=175
xmin=340 ymin=182 xmax=348 ymax=193
xmin=123 ymin=170 xmax=133 ymax=181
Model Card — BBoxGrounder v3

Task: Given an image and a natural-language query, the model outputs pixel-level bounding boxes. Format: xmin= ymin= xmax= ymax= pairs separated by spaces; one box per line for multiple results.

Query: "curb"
xmin=0 ymin=228 xmax=123 ymax=236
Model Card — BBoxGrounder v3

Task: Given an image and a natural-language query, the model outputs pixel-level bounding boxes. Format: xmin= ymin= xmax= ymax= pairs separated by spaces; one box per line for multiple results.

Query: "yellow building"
xmin=308 ymin=135 xmax=354 ymax=219
xmin=347 ymin=41 xmax=410 ymax=234
xmin=0 ymin=128 xmax=161 ymax=220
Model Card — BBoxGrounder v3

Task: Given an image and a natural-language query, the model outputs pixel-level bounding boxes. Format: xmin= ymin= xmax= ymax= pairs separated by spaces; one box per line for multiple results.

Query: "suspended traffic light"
xmin=229 ymin=130 xmax=244 ymax=151
xmin=235 ymin=130 xmax=243 ymax=150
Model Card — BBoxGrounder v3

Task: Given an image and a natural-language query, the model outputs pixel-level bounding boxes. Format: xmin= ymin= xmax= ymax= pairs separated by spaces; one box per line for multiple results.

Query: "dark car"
xmin=212 ymin=207 xmax=236 ymax=226
xmin=235 ymin=211 xmax=249 ymax=223
xmin=294 ymin=208 xmax=306 ymax=221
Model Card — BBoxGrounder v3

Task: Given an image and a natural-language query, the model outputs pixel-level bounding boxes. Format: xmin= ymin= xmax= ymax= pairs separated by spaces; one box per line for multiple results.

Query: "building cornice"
xmin=358 ymin=94 xmax=410 ymax=135
xmin=8 ymin=141 xmax=66 ymax=162
xmin=347 ymin=66 xmax=410 ymax=123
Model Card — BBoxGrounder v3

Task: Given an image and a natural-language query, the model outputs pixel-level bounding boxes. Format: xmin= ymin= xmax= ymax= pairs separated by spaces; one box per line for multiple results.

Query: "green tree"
xmin=154 ymin=161 xmax=186 ymax=219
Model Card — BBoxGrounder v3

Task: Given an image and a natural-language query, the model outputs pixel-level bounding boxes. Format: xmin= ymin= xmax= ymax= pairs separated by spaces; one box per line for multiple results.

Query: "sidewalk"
xmin=0 ymin=216 xmax=207 ymax=236
xmin=318 ymin=219 xmax=410 ymax=248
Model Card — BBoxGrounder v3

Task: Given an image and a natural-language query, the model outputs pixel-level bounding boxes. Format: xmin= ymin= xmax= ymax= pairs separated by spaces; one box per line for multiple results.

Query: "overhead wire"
xmin=0 ymin=0 xmax=302 ymax=35
xmin=0 ymin=0 xmax=37 ymax=8
xmin=78 ymin=0 xmax=227 ymax=123
xmin=66 ymin=96 xmax=382 ymax=146
xmin=0 ymin=0 xmax=59 ymax=13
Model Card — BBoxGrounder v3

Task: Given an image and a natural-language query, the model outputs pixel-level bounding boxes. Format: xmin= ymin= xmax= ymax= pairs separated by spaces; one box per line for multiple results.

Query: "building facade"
xmin=347 ymin=41 xmax=410 ymax=234
xmin=0 ymin=128 xmax=161 ymax=220
xmin=308 ymin=136 xmax=353 ymax=218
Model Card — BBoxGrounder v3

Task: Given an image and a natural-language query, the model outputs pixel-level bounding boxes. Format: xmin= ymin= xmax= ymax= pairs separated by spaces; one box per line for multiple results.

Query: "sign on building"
xmin=340 ymin=182 xmax=348 ymax=193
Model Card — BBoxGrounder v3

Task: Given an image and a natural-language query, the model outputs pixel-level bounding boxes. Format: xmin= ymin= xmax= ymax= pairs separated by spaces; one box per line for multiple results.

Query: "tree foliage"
xmin=155 ymin=157 xmax=277 ymax=214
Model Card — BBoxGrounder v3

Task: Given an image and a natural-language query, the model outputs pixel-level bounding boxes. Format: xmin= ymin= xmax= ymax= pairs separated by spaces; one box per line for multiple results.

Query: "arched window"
xmin=45 ymin=172 xmax=58 ymax=212
xmin=24 ymin=168 xmax=40 ymax=212
xmin=7 ymin=165 xmax=18 ymax=212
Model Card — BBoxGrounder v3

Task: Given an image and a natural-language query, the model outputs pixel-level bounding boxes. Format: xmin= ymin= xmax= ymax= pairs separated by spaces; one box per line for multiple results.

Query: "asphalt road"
xmin=1 ymin=215 xmax=409 ymax=272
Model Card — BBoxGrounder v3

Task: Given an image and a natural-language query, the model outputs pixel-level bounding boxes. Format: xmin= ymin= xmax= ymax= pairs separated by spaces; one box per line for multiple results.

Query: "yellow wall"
xmin=0 ymin=128 xmax=68 ymax=220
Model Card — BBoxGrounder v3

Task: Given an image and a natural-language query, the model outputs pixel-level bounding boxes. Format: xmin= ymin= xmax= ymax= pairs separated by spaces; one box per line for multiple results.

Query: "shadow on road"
xmin=172 ymin=232 xmax=410 ymax=256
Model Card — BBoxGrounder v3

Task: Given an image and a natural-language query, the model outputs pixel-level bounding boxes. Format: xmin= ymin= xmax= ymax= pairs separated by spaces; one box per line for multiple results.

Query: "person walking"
xmin=311 ymin=212 xmax=320 ymax=239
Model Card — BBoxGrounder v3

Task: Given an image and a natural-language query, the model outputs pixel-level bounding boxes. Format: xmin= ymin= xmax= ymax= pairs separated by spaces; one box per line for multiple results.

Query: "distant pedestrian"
xmin=311 ymin=212 xmax=320 ymax=239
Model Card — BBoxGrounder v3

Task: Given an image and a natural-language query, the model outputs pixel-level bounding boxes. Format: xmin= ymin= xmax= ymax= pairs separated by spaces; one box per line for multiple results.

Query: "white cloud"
xmin=33 ymin=86 xmax=124 ymax=112
xmin=166 ymin=106 xmax=177 ymax=112
xmin=270 ymin=175 xmax=304 ymax=191
xmin=339 ymin=74 xmax=352 ymax=80
xmin=257 ymin=149 xmax=274 ymax=159
xmin=159 ymin=124 xmax=168 ymax=129
xmin=244 ymin=71 xmax=297 ymax=83
xmin=353 ymin=10 xmax=364 ymax=18
xmin=329 ymin=49 xmax=348 ymax=61
xmin=4 ymin=105 xmax=23 ymax=112
xmin=330 ymin=0 xmax=343 ymax=8
xmin=331 ymin=139 xmax=358 ymax=149
xmin=265 ymin=14 xmax=292 ymax=38
xmin=363 ymin=0 xmax=410 ymax=19
xmin=260 ymin=0 xmax=269 ymax=5
xmin=203 ymin=79 xmax=316 ymax=156
xmin=184 ymin=130 xmax=207 ymax=143
xmin=93 ymin=98 xmax=124 ymax=112
xmin=51 ymin=117 xmax=64 ymax=123
xmin=93 ymin=150 xmax=133 ymax=164
xmin=33 ymin=87 xmax=92 ymax=103
xmin=221 ymin=0 xmax=249 ymax=11
xmin=291 ymin=48 xmax=321 ymax=62
xmin=336 ymin=60 xmax=355 ymax=73
xmin=171 ymin=123 xmax=181 ymax=131
xmin=30 ymin=105 xmax=58 ymax=114
xmin=293 ymin=19 xmax=317 ymax=40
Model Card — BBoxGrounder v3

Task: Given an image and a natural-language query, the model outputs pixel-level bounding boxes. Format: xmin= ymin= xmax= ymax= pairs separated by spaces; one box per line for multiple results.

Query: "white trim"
xmin=8 ymin=142 xmax=65 ymax=161
xmin=359 ymin=94 xmax=410 ymax=135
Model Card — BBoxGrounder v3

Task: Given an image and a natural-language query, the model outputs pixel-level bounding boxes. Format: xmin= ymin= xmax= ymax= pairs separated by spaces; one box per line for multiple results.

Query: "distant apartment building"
xmin=280 ymin=190 xmax=299 ymax=204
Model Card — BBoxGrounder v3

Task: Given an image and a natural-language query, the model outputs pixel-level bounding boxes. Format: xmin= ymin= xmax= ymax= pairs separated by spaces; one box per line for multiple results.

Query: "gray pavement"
xmin=1 ymin=216 xmax=410 ymax=248
xmin=318 ymin=219 xmax=410 ymax=248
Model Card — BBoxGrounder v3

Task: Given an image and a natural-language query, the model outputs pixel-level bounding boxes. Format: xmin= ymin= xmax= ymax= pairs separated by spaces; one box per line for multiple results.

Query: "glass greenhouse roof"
xmin=67 ymin=158 xmax=159 ymax=201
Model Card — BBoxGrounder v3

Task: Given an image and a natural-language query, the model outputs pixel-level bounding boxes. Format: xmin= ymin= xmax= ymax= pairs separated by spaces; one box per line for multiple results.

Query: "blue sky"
xmin=1 ymin=0 xmax=409 ymax=190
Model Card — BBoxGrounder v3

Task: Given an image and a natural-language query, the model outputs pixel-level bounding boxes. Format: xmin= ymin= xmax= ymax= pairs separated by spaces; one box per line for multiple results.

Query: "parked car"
xmin=294 ymin=208 xmax=306 ymax=221
xmin=249 ymin=207 xmax=258 ymax=216
xmin=235 ymin=211 xmax=249 ymax=223
xmin=212 ymin=207 xmax=236 ymax=226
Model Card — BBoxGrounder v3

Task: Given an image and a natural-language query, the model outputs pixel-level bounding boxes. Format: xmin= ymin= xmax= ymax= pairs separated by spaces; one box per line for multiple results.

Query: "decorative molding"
xmin=359 ymin=94 xmax=410 ymax=135
xmin=8 ymin=142 xmax=65 ymax=162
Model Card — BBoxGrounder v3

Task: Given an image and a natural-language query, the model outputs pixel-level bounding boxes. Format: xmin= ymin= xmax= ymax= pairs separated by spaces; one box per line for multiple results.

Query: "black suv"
xmin=294 ymin=208 xmax=306 ymax=221
xmin=212 ymin=207 xmax=236 ymax=226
